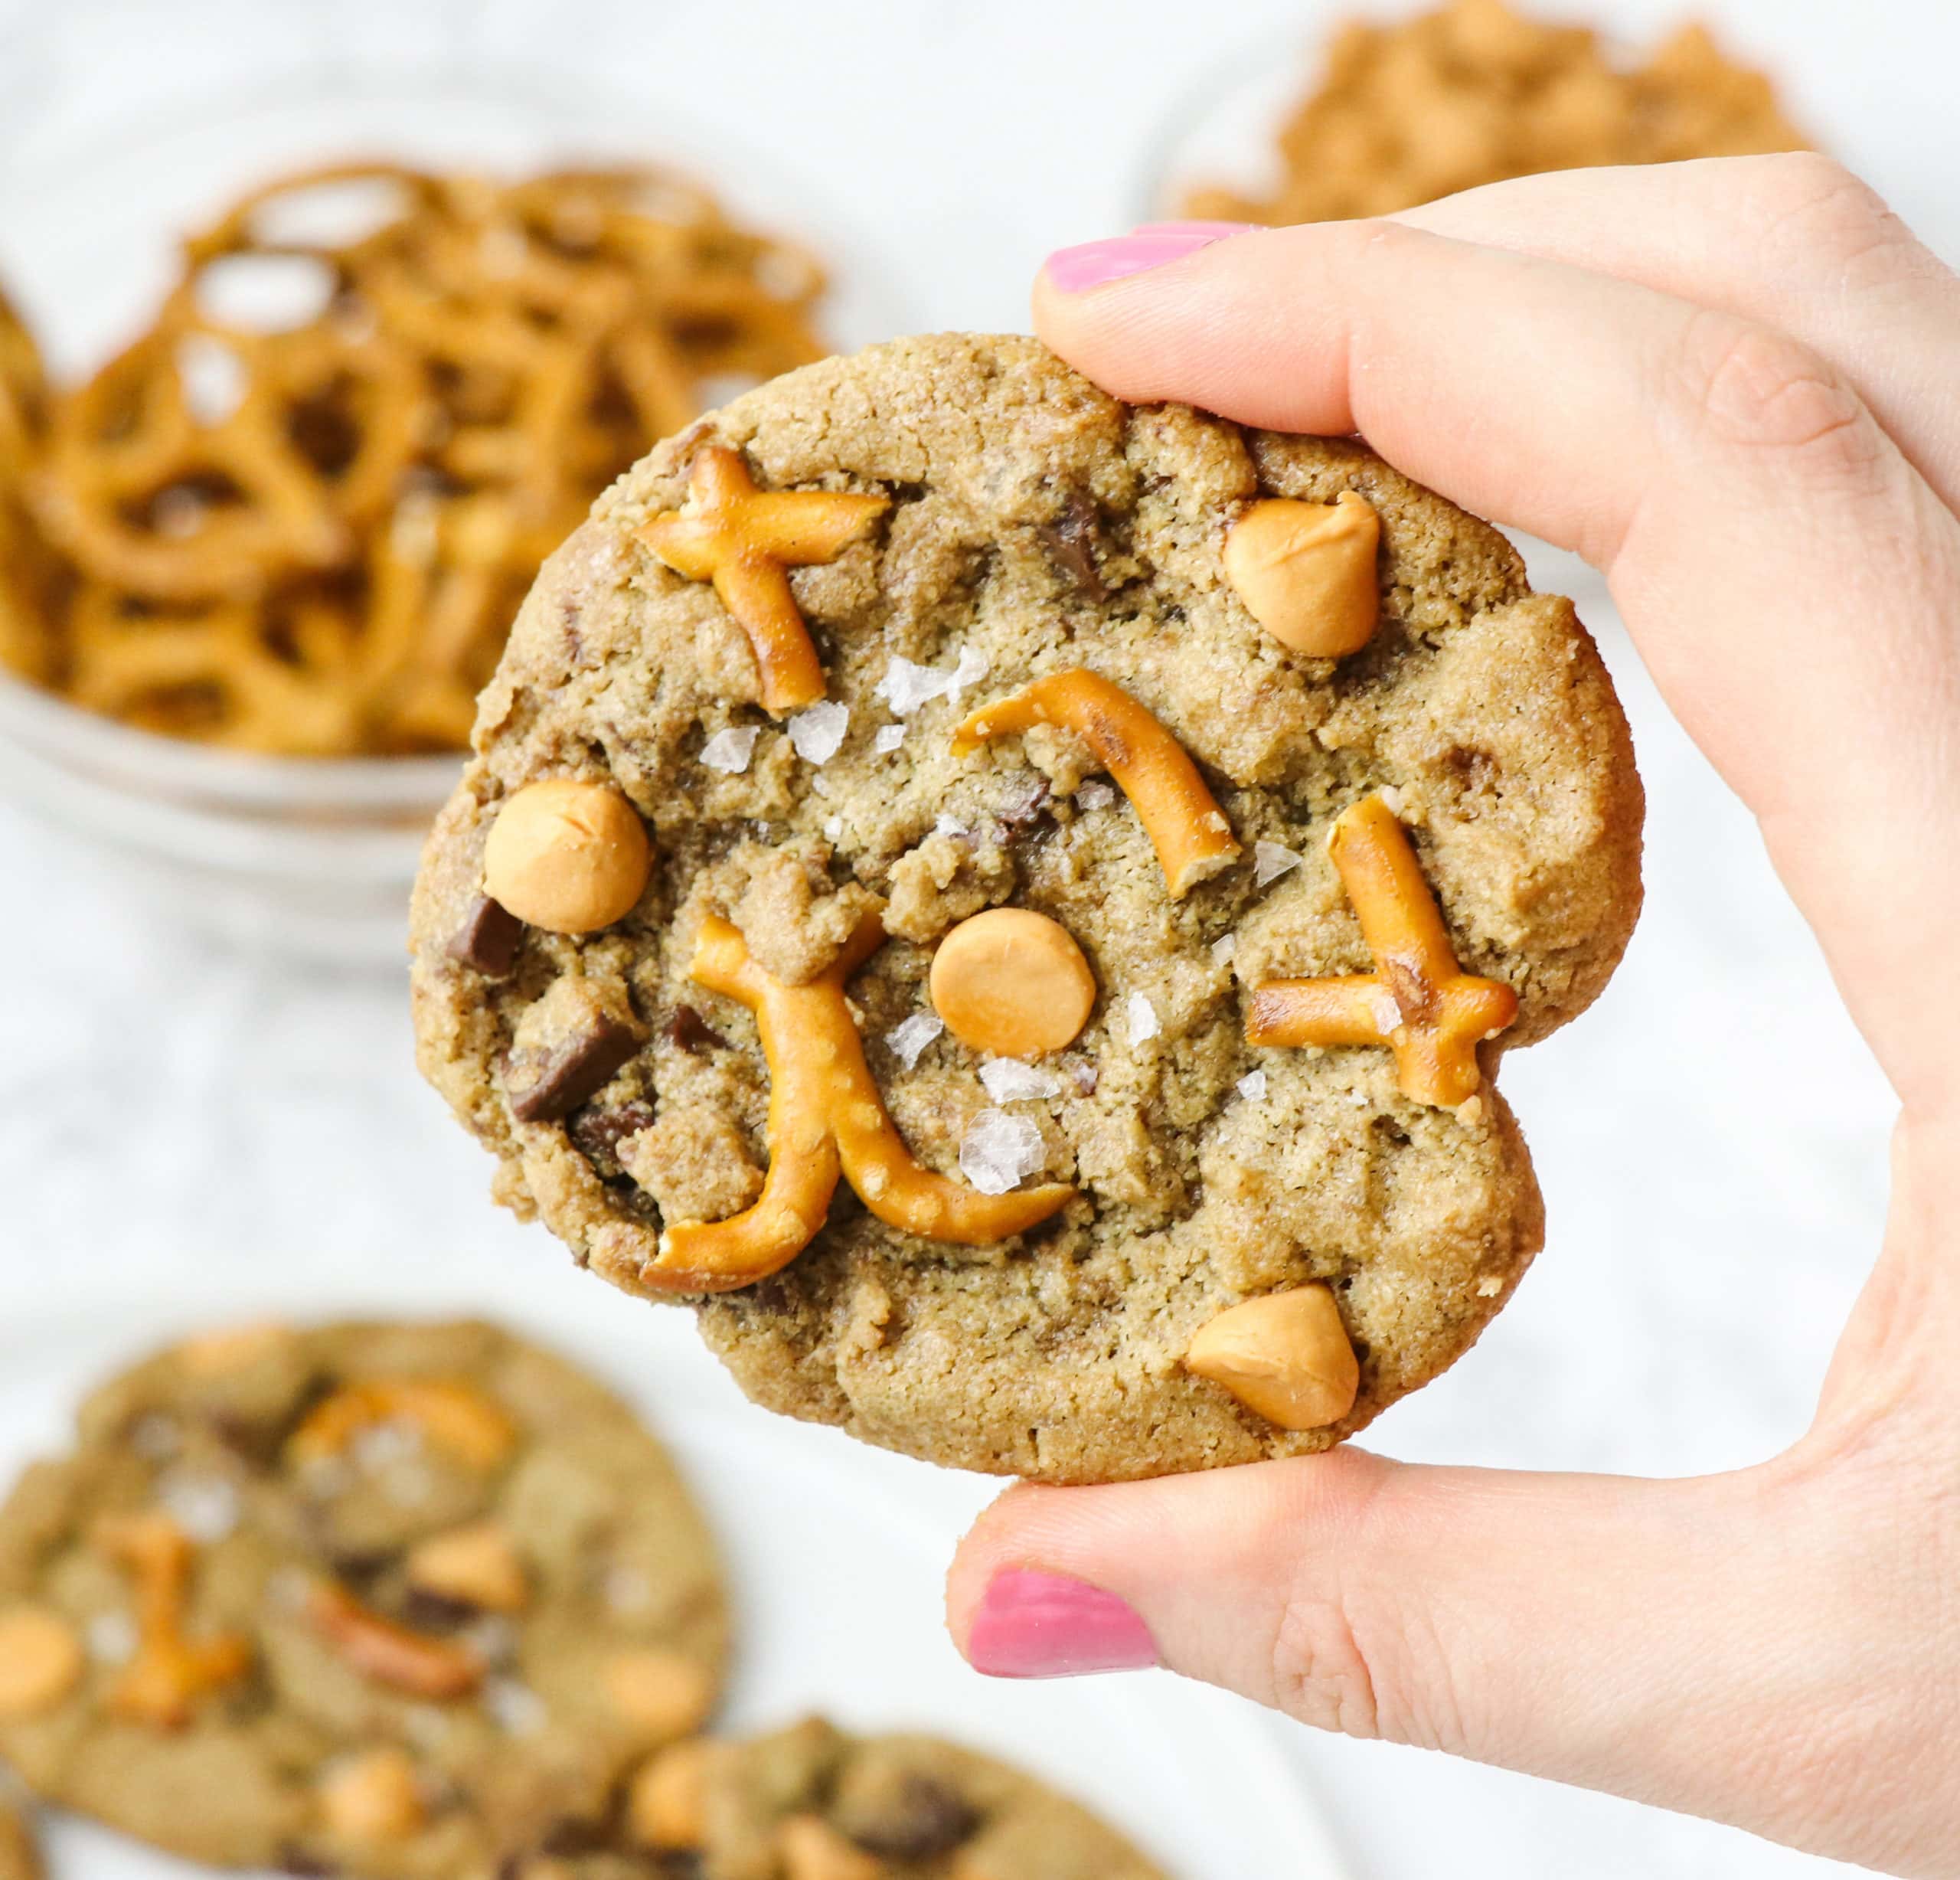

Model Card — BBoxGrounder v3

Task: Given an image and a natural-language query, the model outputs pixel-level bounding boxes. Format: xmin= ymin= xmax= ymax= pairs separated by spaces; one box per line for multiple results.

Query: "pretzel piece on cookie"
xmin=96 ymin=1513 xmax=253 ymax=1728
xmin=1246 ymin=794 xmax=1517 ymax=1107
xmin=286 ymin=1378 xmax=518 ymax=1472
xmin=648 ymin=912 xmax=1073 ymax=1291
xmin=952 ymin=669 xmax=1240 ymax=896
xmin=638 ymin=446 xmax=887 ymax=714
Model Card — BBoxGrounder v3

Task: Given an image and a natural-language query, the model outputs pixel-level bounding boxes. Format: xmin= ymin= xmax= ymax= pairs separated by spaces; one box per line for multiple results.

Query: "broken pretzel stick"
xmin=646 ymin=912 xmax=1073 ymax=1291
xmin=306 ymin=1581 xmax=484 ymax=1700
xmin=952 ymin=669 xmax=1240 ymax=897
xmin=1245 ymin=794 xmax=1517 ymax=1107
xmin=638 ymin=445 xmax=887 ymax=714
xmin=96 ymin=1513 xmax=253 ymax=1728
xmin=286 ymin=1378 xmax=518 ymax=1473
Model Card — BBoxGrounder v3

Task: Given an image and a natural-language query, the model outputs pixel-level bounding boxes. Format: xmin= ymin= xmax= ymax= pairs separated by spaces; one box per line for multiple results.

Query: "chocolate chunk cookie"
xmin=505 ymin=1716 xmax=1165 ymax=1880
xmin=410 ymin=333 xmax=1642 ymax=1483
xmin=0 ymin=1320 xmax=729 ymax=1875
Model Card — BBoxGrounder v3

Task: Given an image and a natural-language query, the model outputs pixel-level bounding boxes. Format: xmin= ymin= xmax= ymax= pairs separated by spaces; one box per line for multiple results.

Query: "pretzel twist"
xmin=96 ymin=1513 xmax=253 ymax=1728
xmin=647 ymin=913 xmax=1074 ymax=1291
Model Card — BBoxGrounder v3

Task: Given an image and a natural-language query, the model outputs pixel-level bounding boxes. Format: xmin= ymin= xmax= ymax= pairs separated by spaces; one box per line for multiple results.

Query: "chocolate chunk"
xmin=568 ymin=1100 xmax=657 ymax=1176
xmin=1037 ymin=491 xmax=1106 ymax=601
xmin=448 ymin=895 xmax=524 ymax=977
xmin=995 ymin=773 xmax=1052 ymax=832
xmin=508 ymin=1015 xmax=640 ymax=1123
xmin=662 ymin=1003 xmax=727 ymax=1054
xmin=848 ymin=1776 xmax=981 ymax=1860
xmin=400 ymin=1587 xmax=481 ymax=1632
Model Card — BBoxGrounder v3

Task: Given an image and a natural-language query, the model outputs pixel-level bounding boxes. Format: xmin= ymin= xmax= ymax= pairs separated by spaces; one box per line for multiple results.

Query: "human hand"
xmin=945 ymin=155 xmax=1960 ymax=1876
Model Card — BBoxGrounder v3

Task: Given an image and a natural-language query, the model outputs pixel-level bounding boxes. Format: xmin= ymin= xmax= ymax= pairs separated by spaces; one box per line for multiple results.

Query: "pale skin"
xmin=945 ymin=155 xmax=1960 ymax=1875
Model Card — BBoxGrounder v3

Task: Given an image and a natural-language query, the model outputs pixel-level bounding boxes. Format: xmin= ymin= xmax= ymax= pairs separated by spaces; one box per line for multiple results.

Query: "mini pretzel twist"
xmin=96 ymin=1513 xmax=253 ymax=1728
xmin=286 ymin=1378 xmax=518 ymax=1472
xmin=305 ymin=1581 xmax=484 ymax=1700
xmin=952 ymin=669 xmax=1240 ymax=897
xmin=637 ymin=446 xmax=887 ymax=714
xmin=1245 ymin=794 xmax=1517 ymax=1107
xmin=647 ymin=912 xmax=1074 ymax=1291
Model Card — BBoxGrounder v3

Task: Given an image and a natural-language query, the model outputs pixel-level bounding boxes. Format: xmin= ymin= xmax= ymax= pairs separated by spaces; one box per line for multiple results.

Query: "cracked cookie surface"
xmin=0 ymin=1320 xmax=727 ymax=1875
xmin=411 ymin=332 xmax=1642 ymax=1483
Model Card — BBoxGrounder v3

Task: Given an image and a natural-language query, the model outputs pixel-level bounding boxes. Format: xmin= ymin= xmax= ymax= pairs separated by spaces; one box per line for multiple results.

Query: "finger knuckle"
xmin=1674 ymin=312 xmax=1886 ymax=488
xmin=1748 ymin=152 xmax=1921 ymax=281
xmin=1268 ymin=1587 xmax=1383 ymax=1741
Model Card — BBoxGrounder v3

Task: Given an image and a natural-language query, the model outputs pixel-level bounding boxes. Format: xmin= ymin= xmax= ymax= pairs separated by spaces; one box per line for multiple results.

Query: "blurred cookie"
xmin=514 ymin=1716 xmax=1167 ymax=1880
xmin=0 ymin=1319 xmax=728 ymax=1874
xmin=0 ymin=286 xmax=54 ymax=686
xmin=411 ymin=333 xmax=1642 ymax=1482
xmin=1184 ymin=0 xmax=1809 ymax=224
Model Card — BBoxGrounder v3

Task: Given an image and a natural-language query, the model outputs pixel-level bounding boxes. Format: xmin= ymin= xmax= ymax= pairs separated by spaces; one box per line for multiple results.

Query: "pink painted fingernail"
xmin=966 ymin=1569 xmax=1160 ymax=1679
xmin=1043 ymin=221 xmax=1254 ymax=294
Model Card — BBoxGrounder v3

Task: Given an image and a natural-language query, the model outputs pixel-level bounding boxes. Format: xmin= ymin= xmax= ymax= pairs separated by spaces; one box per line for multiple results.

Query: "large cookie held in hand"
xmin=411 ymin=333 xmax=1642 ymax=1483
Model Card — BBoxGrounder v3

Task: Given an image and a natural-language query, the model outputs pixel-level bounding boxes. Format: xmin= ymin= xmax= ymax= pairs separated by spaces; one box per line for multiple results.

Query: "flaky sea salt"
xmin=1075 ymin=780 xmax=1117 ymax=811
xmin=1210 ymin=933 xmax=1236 ymax=966
xmin=158 ymin=1472 xmax=240 ymax=1544
xmin=462 ymin=1617 xmax=518 ymax=1666
xmin=933 ymin=814 xmax=974 ymax=842
xmin=485 ymin=1678 xmax=546 ymax=1736
xmin=1126 ymin=992 xmax=1161 ymax=1046
xmin=877 ymin=646 xmax=991 ymax=717
xmin=699 ymin=725 xmax=760 ymax=773
xmin=1370 ymin=989 xmax=1403 ymax=1035
xmin=786 ymin=701 xmax=848 ymax=763
xmin=978 ymin=1058 xmax=1062 ymax=1103
xmin=874 ymin=723 xmax=906 ymax=754
xmin=1254 ymin=840 xmax=1303 ymax=888
xmin=1236 ymin=1069 xmax=1268 ymax=1102
xmin=87 ymin=1611 xmax=138 ymax=1665
xmin=884 ymin=1013 xmax=944 ymax=1068
xmin=177 ymin=334 xmax=247 ymax=425
xmin=824 ymin=815 xmax=844 ymax=842
xmin=959 ymin=1110 xmax=1046 ymax=1195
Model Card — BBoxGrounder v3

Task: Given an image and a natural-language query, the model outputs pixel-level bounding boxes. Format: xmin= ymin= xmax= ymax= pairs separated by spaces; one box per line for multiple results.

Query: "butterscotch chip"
xmin=403 ymin=1520 xmax=528 ymax=1614
xmin=483 ymin=779 xmax=652 ymax=933
xmin=0 ymin=1607 xmax=83 ymax=1719
xmin=929 ymin=909 xmax=1096 ymax=1059
xmin=317 ymin=1748 xmax=426 ymax=1844
xmin=1184 ymin=1285 xmax=1361 ymax=1430
xmin=606 ymin=1649 xmax=715 ymax=1742
xmin=173 ymin=1322 xmax=299 ymax=1378
xmin=626 ymin=1739 xmax=713 ymax=1849
xmin=1223 ymin=493 xmax=1380 ymax=658
xmin=778 ymin=1813 xmax=884 ymax=1880
xmin=410 ymin=334 xmax=1641 ymax=1483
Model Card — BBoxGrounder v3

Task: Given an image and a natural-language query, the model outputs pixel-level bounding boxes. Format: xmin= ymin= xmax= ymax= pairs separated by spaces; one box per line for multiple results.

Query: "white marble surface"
xmin=1 ymin=1 xmax=1954 ymax=1875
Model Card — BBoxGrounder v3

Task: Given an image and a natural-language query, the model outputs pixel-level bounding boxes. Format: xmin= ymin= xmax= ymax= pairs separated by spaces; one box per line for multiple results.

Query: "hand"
xmin=944 ymin=155 xmax=1960 ymax=1877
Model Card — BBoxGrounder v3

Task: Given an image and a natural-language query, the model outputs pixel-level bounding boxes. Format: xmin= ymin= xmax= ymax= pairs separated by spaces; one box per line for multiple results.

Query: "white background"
xmin=2 ymin=2 xmax=1957 ymax=1876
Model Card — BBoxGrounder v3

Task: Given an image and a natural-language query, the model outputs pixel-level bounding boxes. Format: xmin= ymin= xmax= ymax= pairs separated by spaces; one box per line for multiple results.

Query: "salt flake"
xmin=874 ymin=723 xmax=906 ymax=754
xmin=959 ymin=1109 xmax=1046 ymax=1195
xmin=1254 ymin=840 xmax=1303 ymax=888
xmin=1236 ymin=1069 xmax=1268 ymax=1102
xmin=485 ymin=1677 xmax=546 ymax=1736
xmin=158 ymin=1473 xmax=240 ymax=1544
xmin=1126 ymin=992 xmax=1161 ymax=1046
xmin=978 ymin=1058 xmax=1062 ymax=1103
xmin=933 ymin=814 xmax=975 ymax=842
xmin=787 ymin=701 xmax=848 ymax=763
xmin=884 ymin=1013 xmax=944 ymax=1069
xmin=699 ymin=725 xmax=760 ymax=773
xmin=877 ymin=646 xmax=991 ymax=717
xmin=1075 ymin=780 xmax=1116 ymax=811
xmin=1210 ymin=933 xmax=1237 ymax=966
xmin=823 ymin=815 xmax=844 ymax=842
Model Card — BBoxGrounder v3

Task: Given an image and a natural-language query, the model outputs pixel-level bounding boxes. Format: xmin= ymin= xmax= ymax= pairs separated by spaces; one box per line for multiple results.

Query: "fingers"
xmin=945 ymin=1450 xmax=1935 ymax=1869
xmin=1390 ymin=155 xmax=1960 ymax=513
xmin=1033 ymin=217 xmax=1960 ymax=1112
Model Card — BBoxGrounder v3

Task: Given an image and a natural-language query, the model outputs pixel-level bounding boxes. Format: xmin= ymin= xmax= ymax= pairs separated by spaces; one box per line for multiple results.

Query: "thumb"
xmin=946 ymin=1449 xmax=1822 ymax=1822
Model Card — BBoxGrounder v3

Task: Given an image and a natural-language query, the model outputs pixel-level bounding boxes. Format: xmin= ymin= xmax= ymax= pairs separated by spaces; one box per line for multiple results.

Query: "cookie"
xmin=0 ymin=1319 xmax=729 ymax=1874
xmin=410 ymin=332 xmax=1642 ymax=1483
xmin=506 ymin=1716 xmax=1166 ymax=1880
xmin=0 ymin=1791 xmax=39 ymax=1880
xmin=0 ymin=285 xmax=52 ymax=686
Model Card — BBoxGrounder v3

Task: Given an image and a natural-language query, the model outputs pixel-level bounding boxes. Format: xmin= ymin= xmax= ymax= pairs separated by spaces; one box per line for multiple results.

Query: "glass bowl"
xmin=0 ymin=49 xmax=908 ymax=967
